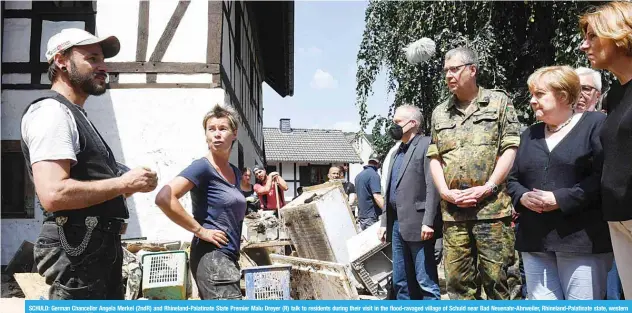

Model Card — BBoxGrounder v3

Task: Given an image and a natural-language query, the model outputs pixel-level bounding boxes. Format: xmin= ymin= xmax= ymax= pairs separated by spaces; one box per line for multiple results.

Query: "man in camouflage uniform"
xmin=428 ymin=47 xmax=521 ymax=300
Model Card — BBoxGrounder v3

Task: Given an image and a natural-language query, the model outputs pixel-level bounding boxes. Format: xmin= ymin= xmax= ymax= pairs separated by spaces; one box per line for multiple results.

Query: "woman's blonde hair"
xmin=580 ymin=2 xmax=632 ymax=56
xmin=527 ymin=65 xmax=581 ymax=107
xmin=202 ymin=104 xmax=240 ymax=132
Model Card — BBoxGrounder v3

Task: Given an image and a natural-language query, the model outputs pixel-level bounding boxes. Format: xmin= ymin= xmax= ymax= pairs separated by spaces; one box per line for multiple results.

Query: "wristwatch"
xmin=486 ymin=182 xmax=499 ymax=194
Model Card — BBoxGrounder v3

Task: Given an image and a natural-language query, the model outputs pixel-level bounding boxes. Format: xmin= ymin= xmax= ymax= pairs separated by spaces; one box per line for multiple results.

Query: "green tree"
xmin=355 ymin=1 xmax=607 ymax=161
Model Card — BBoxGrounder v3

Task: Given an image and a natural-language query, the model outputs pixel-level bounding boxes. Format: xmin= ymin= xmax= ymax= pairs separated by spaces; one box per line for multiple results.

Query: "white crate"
xmin=141 ymin=251 xmax=188 ymax=299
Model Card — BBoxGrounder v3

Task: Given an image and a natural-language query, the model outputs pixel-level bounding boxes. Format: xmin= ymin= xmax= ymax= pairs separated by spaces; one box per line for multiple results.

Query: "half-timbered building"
xmin=0 ymin=0 xmax=294 ymax=264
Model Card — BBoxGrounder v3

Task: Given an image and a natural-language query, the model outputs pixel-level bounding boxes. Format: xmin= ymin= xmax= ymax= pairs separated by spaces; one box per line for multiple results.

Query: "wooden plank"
xmin=1 ymin=62 xmax=221 ymax=74
xmin=13 ymin=273 xmax=49 ymax=300
xmin=207 ymin=1 xmax=222 ymax=64
xmin=2 ymin=140 xmax=22 ymax=153
xmin=241 ymin=240 xmax=292 ymax=250
xmin=146 ymin=73 xmax=157 ymax=83
xmin=148 ymin=0 xmax=191 ymax=62
xmin=107 ymin=62 xmax=220 ymax=74
xmin=30 ymin=13 xmax=42 ymax=84
xmin=109 ymin=83 xmax=211 ymax=89
xmin=5 ymin=241 xmax=35 ymax=275
xmin=136 ymin=0 xmax=150 ymax=62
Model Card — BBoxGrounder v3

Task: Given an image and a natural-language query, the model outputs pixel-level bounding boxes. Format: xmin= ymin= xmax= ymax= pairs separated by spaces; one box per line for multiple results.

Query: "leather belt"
xmin=51 ymin=216 xmax=128 ymax=235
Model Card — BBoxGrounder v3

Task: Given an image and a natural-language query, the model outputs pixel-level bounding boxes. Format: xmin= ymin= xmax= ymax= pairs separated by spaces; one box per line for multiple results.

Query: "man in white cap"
xmin=20 ymin=28 xmax=158 ymax=299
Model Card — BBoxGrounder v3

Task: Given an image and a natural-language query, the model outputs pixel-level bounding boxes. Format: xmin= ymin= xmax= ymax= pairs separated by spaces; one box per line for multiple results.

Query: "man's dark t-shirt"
xmin=355 ymin=165 xmax=382 ymax=219
xmin=342 ymin=181 xmax=356 ymax=197
xmin=179 ymin=158 xmax=247 ymax=260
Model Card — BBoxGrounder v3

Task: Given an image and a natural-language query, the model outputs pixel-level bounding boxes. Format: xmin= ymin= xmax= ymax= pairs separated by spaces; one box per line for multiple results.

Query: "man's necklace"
xmin=546 ymin=114 xmax=574 ymax=133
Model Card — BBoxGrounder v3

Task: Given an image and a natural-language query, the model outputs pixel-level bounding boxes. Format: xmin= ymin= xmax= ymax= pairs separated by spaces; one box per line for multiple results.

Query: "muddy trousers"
xmin=34 ymin=222 xmax=124 ymax=299
xmin=190 ymin=240 xmax=242 ymax=300
xmin=443 ymin=217 xmax=515 ymax=300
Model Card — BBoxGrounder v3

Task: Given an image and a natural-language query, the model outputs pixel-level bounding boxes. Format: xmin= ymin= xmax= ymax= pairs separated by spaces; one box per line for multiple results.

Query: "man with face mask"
xmin=428 ymin=46 xmax=521 ymax=300
xmin=20 ymin=28 xmax=158 ymax=299
xmin=378 ymin=105 xmax=441 ymax=300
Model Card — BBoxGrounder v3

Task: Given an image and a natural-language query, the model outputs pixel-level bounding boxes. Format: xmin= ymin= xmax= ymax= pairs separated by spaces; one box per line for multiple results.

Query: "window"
xmin=238 ymin=142 xmax=244 ymax=170
xmin=299 ymin=165 xmax=330 ymax=187
xmin=1 ymin=1 xmax=97 ymax=88
xmin=234 ymin=2 xmax=242 ymax=63
xmin=1 ymin=141 xmax=35 ymax=219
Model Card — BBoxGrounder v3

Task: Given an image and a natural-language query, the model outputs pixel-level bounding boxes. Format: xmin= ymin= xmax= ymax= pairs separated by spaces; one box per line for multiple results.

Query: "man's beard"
xmin=68 ymin=60 xmax=107 ymax=96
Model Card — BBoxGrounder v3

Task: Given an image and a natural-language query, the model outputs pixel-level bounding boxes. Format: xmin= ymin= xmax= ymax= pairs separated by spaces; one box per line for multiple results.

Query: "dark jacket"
xmin=380 ymin=135 xmax=441 ymax=243
xmin=506 ymin=112 xmax=611 ymax=253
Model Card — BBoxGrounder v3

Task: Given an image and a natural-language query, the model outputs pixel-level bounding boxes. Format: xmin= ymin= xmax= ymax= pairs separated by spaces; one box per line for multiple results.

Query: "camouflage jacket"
xmin=427 ymin=87 xmax=521 ymax=222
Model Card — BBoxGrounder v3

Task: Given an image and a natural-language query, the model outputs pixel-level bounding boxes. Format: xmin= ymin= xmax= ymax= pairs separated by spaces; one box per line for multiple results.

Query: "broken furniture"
xmin=243 ymin=265 xmax=292 ymax=300
xmin=269 ymin=254 xmax=359 ymax=300
xmin=280 ymin=182 xmax=358 ymax=264
xmin=346 ymin=222 xmax=393 ymax=298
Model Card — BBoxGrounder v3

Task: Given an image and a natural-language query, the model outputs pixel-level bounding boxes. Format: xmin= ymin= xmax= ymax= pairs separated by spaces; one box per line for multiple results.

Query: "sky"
xmin=262 ymin=0 xmax=392 ymax=133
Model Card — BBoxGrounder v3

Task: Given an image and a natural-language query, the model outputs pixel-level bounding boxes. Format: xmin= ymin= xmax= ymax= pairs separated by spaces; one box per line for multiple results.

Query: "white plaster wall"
xmin=95 ymin=0 xmax=207 ymax=63
xmin=2 ymin=74 xmax=31 ymax=84
xmin=2 ymin=18 xmax=31 ymax=62
xmin=0 ymin=87 xmax=252 ymax=264
xmin=5 ymin=1 xmax=32 ymax=10
xmin=40 ymin=21 xmax=85 ymax=62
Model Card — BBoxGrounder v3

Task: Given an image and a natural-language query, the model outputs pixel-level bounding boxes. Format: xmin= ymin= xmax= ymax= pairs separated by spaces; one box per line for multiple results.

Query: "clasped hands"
xmin=441 ymin=184 xmax=492 ymax=208
xmin=520 ymin=188 xmax=559 ymax=213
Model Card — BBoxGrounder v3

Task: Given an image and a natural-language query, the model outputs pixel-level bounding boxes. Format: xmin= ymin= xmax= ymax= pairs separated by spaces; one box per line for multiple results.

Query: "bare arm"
xmin=373 ymin=193 xmax=385 ymax=210
xmin=429 ymin=157 xmax=450 ymax=196
xmin=275 ymin=175 xmax=289 ymax=191
xmin=255 ymin=176 xmax=273 ymax=195
xmin=348 ymin=193 xmax=357 ymax=205
xmin=487 ymin=147 xmax=517 ymax=186
xmin=31 ymin=160 xmax=155 ymax=213
xmin=155 ymin=177 xmax=201 ymax=234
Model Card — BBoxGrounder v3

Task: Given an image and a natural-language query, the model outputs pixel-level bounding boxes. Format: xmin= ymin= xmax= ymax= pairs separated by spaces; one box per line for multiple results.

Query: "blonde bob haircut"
xmin=580 ymin=2 xmax=632 ymax=56
xmin=527 ymin=66 xmax=581 ymax=107
xmin=202 ymin=104 xmax=240 ymax=132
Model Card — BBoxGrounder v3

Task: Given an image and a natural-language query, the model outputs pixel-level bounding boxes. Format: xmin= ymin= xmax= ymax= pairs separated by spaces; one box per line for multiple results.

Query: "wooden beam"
xmin=30 ymin=12 xmax=42 ymax=84
xmin=108 ymin=83 xmax=213 ymax=89
xmin=2 ymin=140 xmax=22 ymax=152
xmin=148 ymin=0 xmax=190 ymax=62
xmin=2 ymin=62 xmax=221 ymax=74
xmin=207 ymin=1 xmax=222 ymax=64
xmin=136 ymin=0 xmax=150 ymax=62
xmin=108 ymin=62 xmax=220 ymax=73
xmin=1 ymin=82 xmax=220 ymax=90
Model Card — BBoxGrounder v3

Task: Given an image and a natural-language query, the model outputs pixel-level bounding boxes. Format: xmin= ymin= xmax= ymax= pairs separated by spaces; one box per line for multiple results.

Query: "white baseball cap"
xmin=45 ymin=28 xmax=120 ymax=63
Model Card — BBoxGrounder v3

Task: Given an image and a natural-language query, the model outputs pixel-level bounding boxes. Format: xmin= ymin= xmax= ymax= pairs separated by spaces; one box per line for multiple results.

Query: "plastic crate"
xmin=243 ymin=265 xmax=292 ymax=300
xmin=350 ymin=242 xmax=391 ymax=298
xmin=141 ymin=251 xmax=188 ymax=300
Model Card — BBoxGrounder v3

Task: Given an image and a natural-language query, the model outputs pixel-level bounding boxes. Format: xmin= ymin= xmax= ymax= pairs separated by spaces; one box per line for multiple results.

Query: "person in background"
xmin=253 ymin=165 xmax=288 ymax=217
xmin=155 ymin=104 xmax=246 ymax=300
xmin=507 ymin=65 xmax=612 ymax=300
xmin=328 ymin=165 xmax=357 ymax=207
xmin=354 ymin=155 xmax=384 ymax=230
xmin=579 ymin=1 xmax=632 ymax=299
xmin=428 ymin=46 xmax=520 ymax=300
xmin=240 ymin=167 xmax=259 ymax=214
xmin=575 ymin=67 xmax=603 ymax=113
xmin=575 ymin=67 xmax=624 ymax=300
xmin=379 ymin=105 xmax=441 ymax=300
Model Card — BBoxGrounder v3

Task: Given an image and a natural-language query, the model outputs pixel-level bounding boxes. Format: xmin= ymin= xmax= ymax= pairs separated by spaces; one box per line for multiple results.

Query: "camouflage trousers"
xmin=443 ymin=217 xmax=515 ymax=300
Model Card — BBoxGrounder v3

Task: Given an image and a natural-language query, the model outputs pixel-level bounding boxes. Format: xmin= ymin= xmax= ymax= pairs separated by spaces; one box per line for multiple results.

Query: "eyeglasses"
xmin=581 ymin=85 xmax=598 ymax=93
xmin=443 ymin=63 xmax=473 ymax=75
